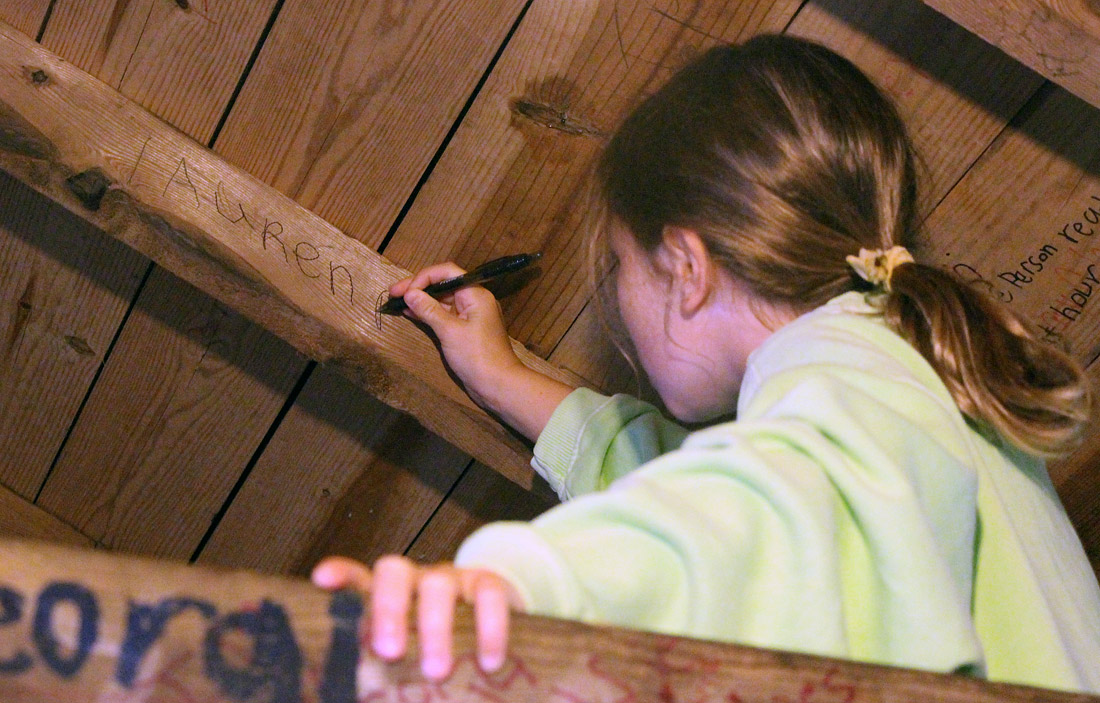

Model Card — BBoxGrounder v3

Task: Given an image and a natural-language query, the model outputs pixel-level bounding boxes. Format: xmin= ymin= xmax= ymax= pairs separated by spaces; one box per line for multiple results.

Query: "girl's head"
xmin=593 ymin=34 xmax=1089 ymax=455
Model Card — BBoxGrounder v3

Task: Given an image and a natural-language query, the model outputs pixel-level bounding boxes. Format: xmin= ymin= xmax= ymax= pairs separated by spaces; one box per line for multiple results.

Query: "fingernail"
xmin=373 ymin=629 xmax=401 ymax=659
xmin=310 ymin=565 xmax=334 ymax=587
xmin=479 ymin=651 xmax=504 ymax=672
xmin=422 ymin=655 xmax=449 ymax=680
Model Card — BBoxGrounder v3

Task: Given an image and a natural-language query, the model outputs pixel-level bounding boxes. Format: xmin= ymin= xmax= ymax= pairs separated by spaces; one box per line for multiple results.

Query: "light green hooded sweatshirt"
xmin=455 ymin=292 xmax=1100 ymax=692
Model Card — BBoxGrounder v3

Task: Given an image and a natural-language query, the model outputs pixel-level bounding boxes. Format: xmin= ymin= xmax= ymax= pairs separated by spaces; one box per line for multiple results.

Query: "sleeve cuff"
xmin=454 ymin=522 xmax=584 ymax=619
xmin=531 ymin=388 xmax=618 ymax=499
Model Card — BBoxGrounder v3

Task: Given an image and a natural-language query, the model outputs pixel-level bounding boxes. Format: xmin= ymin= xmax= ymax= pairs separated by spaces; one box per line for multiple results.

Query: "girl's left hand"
xmin=311 ymin=555 xmax=522 ymax=681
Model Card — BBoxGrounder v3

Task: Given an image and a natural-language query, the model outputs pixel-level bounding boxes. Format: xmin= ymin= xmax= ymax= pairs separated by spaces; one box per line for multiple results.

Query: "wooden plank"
xmin=0 ymin=0 xmax=50 ymax=37
xmin=0 ymin=486 xmax=92 ymax=546
xmin=193 ymin=0 xmax=530 ymax=575
xmin=382 ymin=0 xmax=805 ymax=358
xmin=0 ymin=171 xmax=145 ymax=498
xmin=197 ymin=366 xmax=469 ymax=575
xmin=552 ymin=0 xmax=1047 ymax=394
xmin=0 ymin=538 xmax=1094 ymax=703
xmin=406 ymin=461 xmax=558 ymax=564
xmin=40 ymin=0 xmax=278 ymax=143
xmin=213 ymin=0 xmax=528 ymax=242
xmin=788 ymin=0 xmax=1045 ymax=211
xmin=0 ymin=21 xmax=577 ymax=487
xmin=921 ymin=84 xmax=1100 ymax=362
xmin=919 ymin=0 xmax=1100 ymax=111
xmin=34 ymin=266 xmax=305 ymax=558
xmin=19 ymin=0 xmax=295 ymax=561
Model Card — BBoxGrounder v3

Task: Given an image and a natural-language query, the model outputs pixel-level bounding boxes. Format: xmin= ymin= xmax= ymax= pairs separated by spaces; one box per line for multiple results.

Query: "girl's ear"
xmin=659 ymin=226 xmax=715 ymax=316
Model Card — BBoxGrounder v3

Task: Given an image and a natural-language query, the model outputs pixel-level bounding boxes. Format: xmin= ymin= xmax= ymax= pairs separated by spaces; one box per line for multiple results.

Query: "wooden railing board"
xmin=0 ymin=0 xmax=49 ymax=37
xmin=0 ymin=21 xmax=576 ymax=488
xmin=196 ymin=365 xmax=470 ymax=576
xmin=0 ymin=171 xmax=146 ymax=498
xmin=918 ymin=0 xmax=1100 ymax=112
xmin=0 ymin=537 xmax=1095 ymax=702
xmin=381 ymin=0 xmax=804 ymax=358
xmin=191 ymin=0 xmax=531 ymax=574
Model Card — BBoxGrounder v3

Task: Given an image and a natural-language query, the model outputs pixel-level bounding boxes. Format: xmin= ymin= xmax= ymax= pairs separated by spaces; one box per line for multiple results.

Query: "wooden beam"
xmin=0 ymin=537 xmax=1093 ymax=702
xmin=918 ymin=0 xmax=1100 ymax=110
xmin=25 ymin=0 xmax=306 ymax=562
xmin=0 ymin=486 xmax=91 ymax=547
xmin=0 ymin=20 xmax=578 ymax=488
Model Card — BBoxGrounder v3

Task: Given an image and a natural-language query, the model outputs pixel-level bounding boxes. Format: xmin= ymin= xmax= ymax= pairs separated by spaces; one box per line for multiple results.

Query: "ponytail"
xmin=885 ymin=262 xmax=1090 ymax=457
xmin=593 ymin=34 xmax=1091 ymax=457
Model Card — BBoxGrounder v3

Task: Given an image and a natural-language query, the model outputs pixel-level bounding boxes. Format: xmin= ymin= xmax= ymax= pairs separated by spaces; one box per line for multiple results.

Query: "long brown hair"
xmin=592 ymin=34 xmax=1089 ymax=456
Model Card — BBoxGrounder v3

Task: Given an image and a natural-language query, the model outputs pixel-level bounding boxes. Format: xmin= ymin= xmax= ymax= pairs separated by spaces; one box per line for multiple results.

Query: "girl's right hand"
xmin=391 ymin=262 xmax=575 ymax=441
xmin=390 ymin=263 xmax=525 ymax=410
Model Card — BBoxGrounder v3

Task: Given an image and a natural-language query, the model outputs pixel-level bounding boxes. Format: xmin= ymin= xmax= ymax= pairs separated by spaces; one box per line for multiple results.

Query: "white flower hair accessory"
xmin=846 ymin=246 xmax=914 ymax=292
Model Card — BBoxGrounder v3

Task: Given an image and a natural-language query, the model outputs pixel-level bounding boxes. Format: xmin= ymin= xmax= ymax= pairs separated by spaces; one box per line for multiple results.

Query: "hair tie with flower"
xmin=846 ymin=246 xmax=914 ymax=292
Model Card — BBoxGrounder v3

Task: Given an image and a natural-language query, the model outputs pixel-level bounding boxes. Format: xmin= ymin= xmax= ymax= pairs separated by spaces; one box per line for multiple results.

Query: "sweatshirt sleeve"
xmin=530 ymin=388 xmax=690 ymax=500
xmin=458 ymin=315 xmax=987 ymax=675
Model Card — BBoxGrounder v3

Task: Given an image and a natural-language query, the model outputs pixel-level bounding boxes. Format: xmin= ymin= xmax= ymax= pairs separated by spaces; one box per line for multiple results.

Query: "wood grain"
xmin=789 ymin=0 xmax=1045 ymax=210
xmin=919 ymin=0 xmax=1100 ymax=111
xmin=0 ymin=0 xmax=50 ymax=36
xmin=197 ymin=365 xmax=469 ymax=575
xmin=0 ymin=486 xmax=91 ymax=546
xmin=406 ymin=460 xmax=558 ymax=564
xmin=214 ymin=0 xmax=528 ymax=244
xmin=922 ymin=84 xmax=1100 ymax=363
xmin=0 ymin=21 xmax=577 ymax=486
xmin=1 ymin=537 xmax=1094 ymax=702
xmin=0 ymin=171 xmax=145 ymax=498
xmin=192 ymin=0 xmax=530 ymax=575
xmin=382 ymin=0 xmax=805 ymax=358
xmin=40 ymin=0 xmax=279 ymax=143
xmin=19 ymin=0 xmax=299 ymax=562
xmin=35 ymin=266 xmax=305 ymax=559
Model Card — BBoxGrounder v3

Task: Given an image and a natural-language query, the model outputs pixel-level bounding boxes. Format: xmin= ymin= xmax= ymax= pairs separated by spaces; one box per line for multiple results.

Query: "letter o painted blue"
xmin=33 ymin=582 xmax=99 ymax=678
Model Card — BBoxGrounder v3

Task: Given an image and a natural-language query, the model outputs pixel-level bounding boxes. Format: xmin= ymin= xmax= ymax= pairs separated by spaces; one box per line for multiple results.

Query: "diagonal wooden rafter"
xmin=917 ymin=0 xmax=1100 ymax=110
xmin=0 ymin=20 xmax=579 ymax=489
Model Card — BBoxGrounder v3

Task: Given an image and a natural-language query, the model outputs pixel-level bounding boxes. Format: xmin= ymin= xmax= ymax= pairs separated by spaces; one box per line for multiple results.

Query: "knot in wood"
xmin=65 ymin=169 xmax=113 ymax=211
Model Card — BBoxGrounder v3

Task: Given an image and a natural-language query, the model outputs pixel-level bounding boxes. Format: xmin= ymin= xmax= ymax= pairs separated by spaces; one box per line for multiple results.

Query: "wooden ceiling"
xmin=0 ymin=0 xmax=1098 ymax=586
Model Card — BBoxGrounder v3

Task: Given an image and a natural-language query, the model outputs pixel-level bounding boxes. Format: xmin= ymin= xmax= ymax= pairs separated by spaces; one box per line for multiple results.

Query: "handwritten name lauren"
xmin=127 ymin=136 xmax=360 ymax=312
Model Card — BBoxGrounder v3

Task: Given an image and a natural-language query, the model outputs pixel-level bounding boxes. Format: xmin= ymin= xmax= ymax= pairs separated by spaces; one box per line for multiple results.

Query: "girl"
xmin=312 ymin=35 xmax=1100 ymax=692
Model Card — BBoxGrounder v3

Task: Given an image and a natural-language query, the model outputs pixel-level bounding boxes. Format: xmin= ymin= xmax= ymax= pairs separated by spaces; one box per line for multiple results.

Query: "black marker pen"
xmin=378 ymin=253 xmax=542 ymax=316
